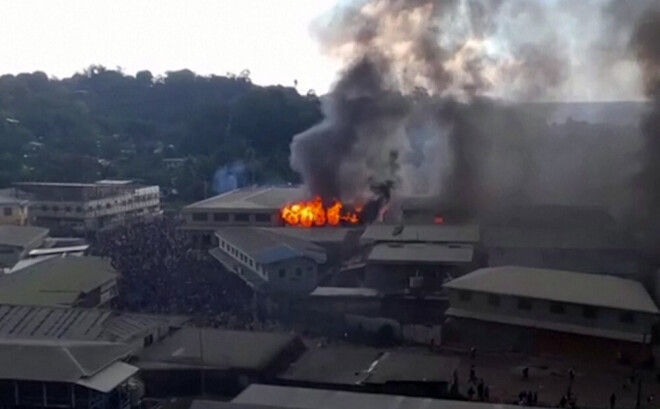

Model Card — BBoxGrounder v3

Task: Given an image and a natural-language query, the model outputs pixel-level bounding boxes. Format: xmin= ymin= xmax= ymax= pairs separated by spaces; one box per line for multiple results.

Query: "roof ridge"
xmin=63 ymin=345 xmax=89 ymax=377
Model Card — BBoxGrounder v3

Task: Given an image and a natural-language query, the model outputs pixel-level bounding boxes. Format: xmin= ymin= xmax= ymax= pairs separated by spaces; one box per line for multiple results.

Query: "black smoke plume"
xmin=291 ymin=0 xmax=656 ymax=219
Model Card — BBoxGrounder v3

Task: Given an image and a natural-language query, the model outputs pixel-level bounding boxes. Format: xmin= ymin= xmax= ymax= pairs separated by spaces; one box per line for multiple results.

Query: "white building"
xmin=443 ymin=266 xmax=659 ymax=363
xmin=210 ymin=227 xmax=326 ymax=295
xmin=15 ymin=180 xmax=161 ymax=234
xmin=0 ymin=195 xmax=29 ymax=226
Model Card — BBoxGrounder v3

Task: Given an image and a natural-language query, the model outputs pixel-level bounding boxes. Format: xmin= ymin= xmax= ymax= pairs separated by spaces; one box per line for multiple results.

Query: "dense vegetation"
xmin=0 ymin=67 xmax=322 ymax=202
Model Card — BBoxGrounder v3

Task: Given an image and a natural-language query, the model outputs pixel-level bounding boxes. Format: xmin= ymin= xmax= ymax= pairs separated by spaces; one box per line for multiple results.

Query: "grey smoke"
xmin=290 ymin=0 xmax=656 ymax=217
xmin=632 ymin=9 xmax=660 ymax=244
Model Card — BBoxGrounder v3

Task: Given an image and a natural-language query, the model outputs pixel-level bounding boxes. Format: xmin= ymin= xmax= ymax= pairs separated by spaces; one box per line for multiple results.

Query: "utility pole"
xmin=199 ymin=326 xmax=205 ymax=397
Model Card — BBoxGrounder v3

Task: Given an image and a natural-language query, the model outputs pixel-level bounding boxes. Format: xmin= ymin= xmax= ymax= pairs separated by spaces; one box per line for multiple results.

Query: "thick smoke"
xmin=290 ymin=0 xmax=656 ymax=217
xmin=633 ymin=10 xmax=660 ymax=244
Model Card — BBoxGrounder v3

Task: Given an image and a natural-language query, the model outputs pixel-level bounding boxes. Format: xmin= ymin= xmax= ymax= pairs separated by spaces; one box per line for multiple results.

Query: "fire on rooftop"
xmin=281 ymin=197 xmax=362 ymax=227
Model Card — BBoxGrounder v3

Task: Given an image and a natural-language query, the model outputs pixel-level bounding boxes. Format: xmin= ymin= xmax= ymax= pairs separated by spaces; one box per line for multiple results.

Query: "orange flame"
xmin=282 ymin=197 xmax=361 ymax=227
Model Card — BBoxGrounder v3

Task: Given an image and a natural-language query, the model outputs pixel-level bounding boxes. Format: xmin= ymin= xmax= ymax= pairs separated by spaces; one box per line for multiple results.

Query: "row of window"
xmin=458 ymin=290 xmax=636 ymax=324
xmin=278 ymin=267 xmax=308 ymax=279
xmin=220 ymin=239 xmax=260 ymax=272
xmin=192 ymin=212 xmax=272 ymax=223
xmin=39 ymin=199 xmax=156 ymax=213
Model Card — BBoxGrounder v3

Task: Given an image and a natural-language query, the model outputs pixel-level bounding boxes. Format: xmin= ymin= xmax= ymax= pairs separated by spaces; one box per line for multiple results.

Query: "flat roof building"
xmin=231 ymin=384 xmax=523 ymax=409
xmin=182 ymin=187 xmax=305 ymax=247
xmin=443 ymin=266 xmax=659 ymax=362
xmin=0 ymin=255 xmax=120 ymax=308
xmin=14 ymin=180 xmax=161 ymax=235
xmin=210 ymin=227 xmax=326 ymax=295
xmin=361 ymin=224 xmax=480 ymax=246
xmin=136 ymin=327 xmax=305 ymax=397
xmin=364 ymin=243 xmax=477 ymax=293
xmin=277 ymin=346 xmax=459 ymax=398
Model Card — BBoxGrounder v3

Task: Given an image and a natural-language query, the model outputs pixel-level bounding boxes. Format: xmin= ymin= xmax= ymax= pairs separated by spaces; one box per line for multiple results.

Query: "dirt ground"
xmin=446 ymin=347 xmax=660 ymax=409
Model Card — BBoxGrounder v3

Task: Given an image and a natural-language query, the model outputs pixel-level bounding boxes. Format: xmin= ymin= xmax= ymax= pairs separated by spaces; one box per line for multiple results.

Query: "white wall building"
xmin=15 ymin=181 xmax=161 ymax=234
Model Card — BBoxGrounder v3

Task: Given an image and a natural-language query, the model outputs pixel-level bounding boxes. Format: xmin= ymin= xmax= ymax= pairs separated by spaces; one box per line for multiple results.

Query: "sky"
xmin=0 ymin=0 xmax=342 ymax=94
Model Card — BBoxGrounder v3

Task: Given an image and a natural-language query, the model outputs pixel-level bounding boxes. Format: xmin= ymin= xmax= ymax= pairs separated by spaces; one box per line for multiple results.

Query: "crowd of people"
xmin=92 ymin=217 xmax=254 ymax=328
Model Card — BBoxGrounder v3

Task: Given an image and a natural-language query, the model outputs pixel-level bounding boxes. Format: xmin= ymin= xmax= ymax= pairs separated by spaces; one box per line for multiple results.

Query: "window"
xmin=458 ymin=290 xmax=472 ymax=302
xmin=213 ymin=213 xmax=229 ymax=222
xmin=255 ymin=214 xmax=271 ymax=222
xmin=53 ymin=205 xmax=60 ymax=211
xmin=234 ymin=213 xmax=250 ymax=222
xmin=192 ymin=213 xmax=208 ymax=222
xmin=550 ymin=302 xmax=565 ymax=315
xmin=487 ymin=294 xmax=500 ymax=306
xmin=583 ymin=306 xmax=598 ymax=319
xmin=295 ymin=268 xmax=302 ymax=277
xmin=3 ymin=207 xmax=11 ymax=216
xmin=279 ymin=269 xmax=286 ymax=278
xmin=75 ymin=206 xmax=83 ymax=213
xmin=106 ymin=203 xmax=112 ymax=209
xmin=143 ymin=334 xmax=154 ymax=347
xmin=620 ymin=312 xmax=635 ymax=324
xmin=41 ymin=205 xmax=48 ymax=211
xmin=65 ymin=206 xmax=72 ymax=212
xmin=517 ymin=297 xmax=533 ymax=311
xmin=249 ymin=259 xmax=254 ymax=267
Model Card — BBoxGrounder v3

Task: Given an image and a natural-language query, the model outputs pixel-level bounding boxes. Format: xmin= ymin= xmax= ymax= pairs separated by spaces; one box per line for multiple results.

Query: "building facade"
xmin=14 ymin=181 xmax=161 ymax=235
xmin=0 ymin=196 xmax=29 ymax=226
xmin=210 ymin=227 xmax=326 ymax=296
xmin=183 ymin=187 xmax=304 ymax=247
xmin=443 ymin=266 xmax=659 ymax=362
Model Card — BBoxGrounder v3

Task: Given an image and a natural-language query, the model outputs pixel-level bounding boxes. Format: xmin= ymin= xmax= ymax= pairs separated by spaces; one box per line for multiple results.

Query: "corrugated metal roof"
xmin=361 ymin=224 xmax=480 ymax=244
xmin=234 ymin=384 xmax=523 ymax=409
xmin=215 ymin=227 xmax=326 ymax=265
xmin=0 ymin=256 xmax=119 ymax=307
xmin=185 ymin=187 xmax=305 ymax=211
xmin=0 ymin=342 xmax=133 ymax=384
xmin=0 ymin=304 xmax=188 ymax=343
xmin=0 ymin=225 xmax=48 ymax=248
xmin=445 ymin=307 xmax=648 ymax=343
xmin=75 ymin=361 xmax=139 ymax=392
xmin=368 ymin=243 xmax=474 ymax=264
xmin=444 ymin=266 xmax=659 ymax=314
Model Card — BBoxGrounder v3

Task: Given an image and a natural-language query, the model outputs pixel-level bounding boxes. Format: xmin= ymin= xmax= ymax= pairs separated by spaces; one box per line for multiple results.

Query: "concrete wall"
xmin=365 ymin=263 xmax=466 ymax=293
xmin=266 ymin=258 xmax=318 ymax=294
xmin=184 ymin=209 xmax=280 ymax=230
xmin=448 ymin=288 xmax=656 ymax=337
xmin=29 ymin=186 xmax=160 ymax=232
xmin=0 ymin=203 xmax=28 ymax=226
